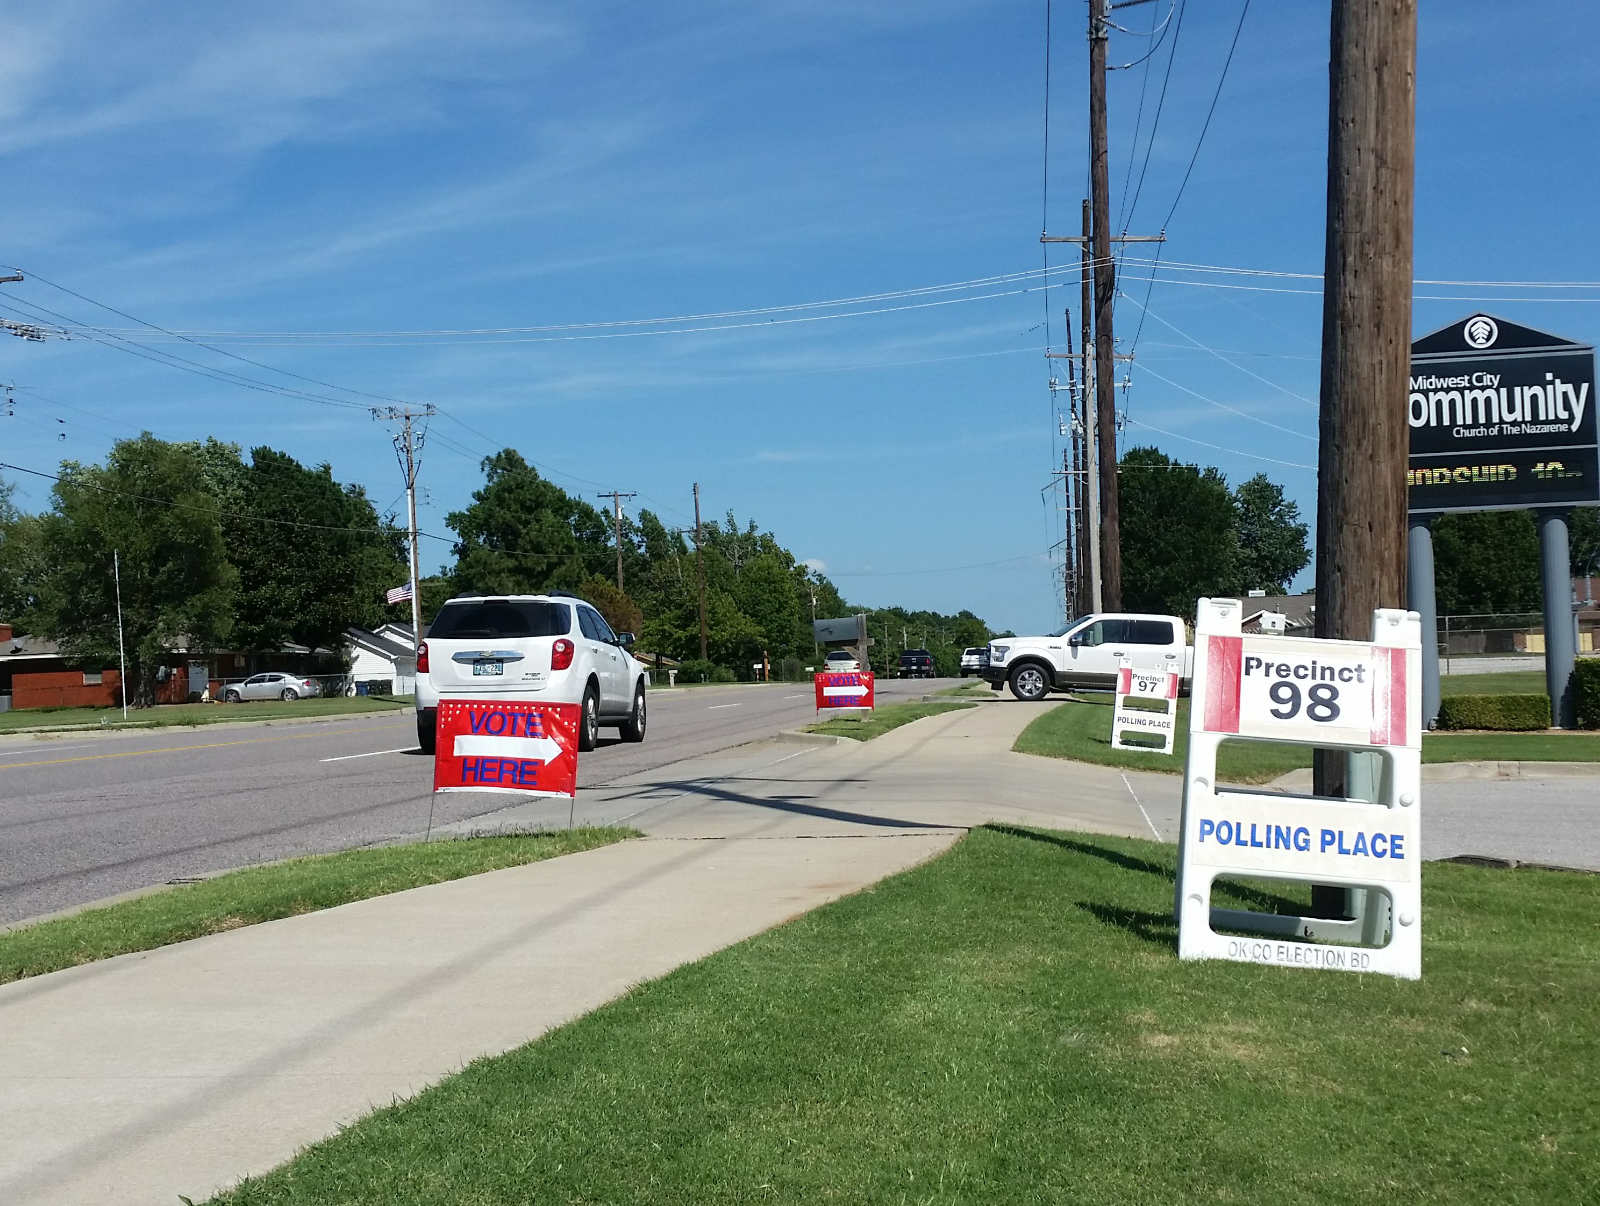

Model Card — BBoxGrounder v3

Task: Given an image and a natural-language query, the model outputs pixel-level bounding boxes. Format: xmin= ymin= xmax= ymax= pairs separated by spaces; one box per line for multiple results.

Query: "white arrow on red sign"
xmin=822 ymin=684 xmax=870 ymax=699
xmin=452 ymin=734 xmax=565 ymax=764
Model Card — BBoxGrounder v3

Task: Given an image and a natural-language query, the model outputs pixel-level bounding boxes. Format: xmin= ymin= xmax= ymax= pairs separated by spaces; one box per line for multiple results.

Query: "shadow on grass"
xmin=1074 ymin=901 xmax=1178 ymax=951
xmin=985 ymin=825 xmax=1175 ymax=883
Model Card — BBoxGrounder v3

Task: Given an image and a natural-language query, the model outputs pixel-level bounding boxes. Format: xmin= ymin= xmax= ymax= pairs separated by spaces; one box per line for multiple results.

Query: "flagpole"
xmin=113 ymin=549 xmax=128 ymax=720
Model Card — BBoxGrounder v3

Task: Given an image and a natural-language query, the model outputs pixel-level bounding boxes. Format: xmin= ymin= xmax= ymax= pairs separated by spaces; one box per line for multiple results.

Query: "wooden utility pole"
xmin=1311 ymin=0 xmax=1416 ymax=899
xmin=1079 ymin=198 xmax=1100 ymax=612
xmin=375 ymin=404 xmax=437 ymax=651
xmin=596 ymin=490 xmax=637 ymax=592
xmin=692 ymin=482 xmax=708 ymax=660
xmin=1088 ymin=0 xmax=1122 ymax=609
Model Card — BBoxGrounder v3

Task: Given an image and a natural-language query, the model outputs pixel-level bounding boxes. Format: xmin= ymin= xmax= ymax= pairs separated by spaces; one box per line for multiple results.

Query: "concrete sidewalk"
xmin=0 ymin=831 xmax=957 ymax=1205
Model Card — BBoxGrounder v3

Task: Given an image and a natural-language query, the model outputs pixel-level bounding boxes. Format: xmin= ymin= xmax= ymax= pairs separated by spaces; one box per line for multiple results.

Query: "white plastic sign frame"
xmin=1175 ymin=597 xmax=1423 ymax=980
xmin=1109 ymin=660 xmax=1179 ymax=755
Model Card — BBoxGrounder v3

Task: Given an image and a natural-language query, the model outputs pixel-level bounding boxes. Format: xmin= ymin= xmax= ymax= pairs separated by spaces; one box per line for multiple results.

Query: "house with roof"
xmin=345 ymin=622 xmax=417 ymax=695
xmin=1221 ymin=591 xmax=1316 ymax=636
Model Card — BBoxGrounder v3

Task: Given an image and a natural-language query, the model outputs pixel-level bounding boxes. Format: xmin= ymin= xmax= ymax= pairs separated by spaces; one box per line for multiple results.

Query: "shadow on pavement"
xmin=644 ymin=778 xmax=957 ymax=831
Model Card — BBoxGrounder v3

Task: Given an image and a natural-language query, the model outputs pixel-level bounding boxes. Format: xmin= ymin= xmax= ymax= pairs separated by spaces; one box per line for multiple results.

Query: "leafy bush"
xmin=1436 ymin=693 xmax=1550 ymax=731
xmin=1573 ymin=659 xmax=1600 ymax=729
xmin=775 ymin=657 xmax=807 ymax=682
xmin=677 ymin=658 xmax=734 ymax=684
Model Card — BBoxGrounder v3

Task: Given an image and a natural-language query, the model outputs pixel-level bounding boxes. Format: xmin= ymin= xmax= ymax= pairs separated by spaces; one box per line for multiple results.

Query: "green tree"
xmin=225 ymin=447 xmax=406 ymax=653
xmin=0 ymin=476 xmax=44 ymax=621
xmin=29 ymin=435 xmax=238 ymax=706
xmin=1569 ymin=507 xmax=1600 ymax=581
xmin=579 ymin=576 xmax=643 ymax=638
xmin=1431 ymin=511 xmax=1541 ymax=615
xmin=1232 ymin=474 xmax=1310 ymax=594
xmin=1118 ymin=446 xmax=1240 ymax=616
xmin=446 ymin=450 xmax=610 ymax=595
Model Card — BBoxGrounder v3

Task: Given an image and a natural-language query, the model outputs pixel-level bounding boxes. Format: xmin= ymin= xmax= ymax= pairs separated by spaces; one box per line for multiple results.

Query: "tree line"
xmin=0 ymin=438 xmax=997 ymax=703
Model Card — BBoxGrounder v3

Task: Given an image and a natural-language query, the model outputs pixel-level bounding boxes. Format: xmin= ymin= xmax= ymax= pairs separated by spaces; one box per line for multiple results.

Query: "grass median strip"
xmin=1015 ymin=697 xmax=1600 ymax=783
xmin=808 ymin=699 xmax=976 ymax=740
xmin=0 ymin=829 xmax=634 ymax=985
xmin=0 ymin=694 xmax=413 ymax=734
xmin=208 ymin=826 xmax=1597 ymax=1204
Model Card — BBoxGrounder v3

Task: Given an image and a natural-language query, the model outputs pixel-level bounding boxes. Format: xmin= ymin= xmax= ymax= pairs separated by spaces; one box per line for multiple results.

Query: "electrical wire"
xmin=1115 ymin=290 xmax=1314 ymax=406
xmin=1129 ymin=0 xmax=1252 ymax=356
xmin=0 ymin=295 xmax=373 ymax=412
xmin=9 ymin=266 xmax=418 ymax=411
xmin=1122 ymin=418 xmax=1314 ymax=470
xmin=1129 ymin=361 xmax=1315 ymax=441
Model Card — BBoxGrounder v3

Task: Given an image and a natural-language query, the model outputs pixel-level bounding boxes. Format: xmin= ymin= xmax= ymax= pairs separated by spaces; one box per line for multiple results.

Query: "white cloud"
xmin=802 ymin=558 xmax=827 ymax=574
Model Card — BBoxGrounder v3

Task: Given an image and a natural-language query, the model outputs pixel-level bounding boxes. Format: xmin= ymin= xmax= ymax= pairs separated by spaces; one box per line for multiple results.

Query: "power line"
xmin=1129 ymin=0 xmax=1252 ymax=355
xmin=9 ymin=266 xmax=418 ymax=411
xmin=0 ymin=295 xmax=373 ymax=412
xmin=1122 ymin=417 xmax=1314 ymax=469
xmin=1115 ymin=289 xmax=1315 ymax=406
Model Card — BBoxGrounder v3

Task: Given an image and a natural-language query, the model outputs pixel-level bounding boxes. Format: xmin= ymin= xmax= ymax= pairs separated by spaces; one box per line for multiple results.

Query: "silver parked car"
xmin=223 ymin=672 xmax=322 ymax=703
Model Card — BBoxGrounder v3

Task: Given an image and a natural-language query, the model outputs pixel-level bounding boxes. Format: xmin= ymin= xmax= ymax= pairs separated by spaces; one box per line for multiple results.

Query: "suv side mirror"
xmin=1068 ymin=632 xmax=1086 ymax=647
xmin=616 ymin=632 xmax=635 ymax=649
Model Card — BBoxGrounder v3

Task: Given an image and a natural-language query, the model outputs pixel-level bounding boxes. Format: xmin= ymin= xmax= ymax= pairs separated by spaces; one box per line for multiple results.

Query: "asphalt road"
xmin=0 ymin=676 xmax=972 ymax=925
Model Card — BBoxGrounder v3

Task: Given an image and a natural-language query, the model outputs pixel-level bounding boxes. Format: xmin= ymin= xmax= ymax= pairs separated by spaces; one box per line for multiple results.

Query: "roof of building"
xmin=1223 ymin=592 xmax=1316 ymax=630
xmin=346 ymin=625 xmax=416 ymax=662
xmin=0 ymin=630 xmax=62 ymax=661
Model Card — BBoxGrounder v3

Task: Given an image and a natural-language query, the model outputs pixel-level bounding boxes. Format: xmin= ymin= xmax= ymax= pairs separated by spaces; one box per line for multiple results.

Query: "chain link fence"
xmin=1438 ymin=611 xmax=1599 ymax=672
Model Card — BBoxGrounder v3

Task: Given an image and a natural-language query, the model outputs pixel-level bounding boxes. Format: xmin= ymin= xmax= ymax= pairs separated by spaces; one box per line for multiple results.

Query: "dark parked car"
xmin=898 ymin=649 xmax=935 ymax=678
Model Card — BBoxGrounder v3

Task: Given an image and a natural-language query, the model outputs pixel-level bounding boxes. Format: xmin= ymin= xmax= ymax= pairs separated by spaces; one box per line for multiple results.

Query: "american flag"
xmin=386 ymin=583 xmax=413 ymax=605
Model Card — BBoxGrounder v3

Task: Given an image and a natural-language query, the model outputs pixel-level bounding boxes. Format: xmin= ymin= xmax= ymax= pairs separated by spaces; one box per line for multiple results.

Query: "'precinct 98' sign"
xmin=1408 ymin=314 xmax=1598 ymax=514
xmin=1198 ymin=634 xmax=1416 ymax=750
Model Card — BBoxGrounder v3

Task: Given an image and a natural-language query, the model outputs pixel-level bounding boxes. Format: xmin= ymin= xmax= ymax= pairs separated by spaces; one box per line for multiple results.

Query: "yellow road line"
xmin=0 ymin=724 xmax=406 ymax=772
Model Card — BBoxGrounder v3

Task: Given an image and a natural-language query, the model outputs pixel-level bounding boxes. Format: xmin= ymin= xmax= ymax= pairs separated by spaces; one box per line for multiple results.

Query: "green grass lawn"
xmin=0 ymin=829 xmax=632 ymax=985
xmin=1015 ymin=697 xmax=1600 ymax=782
xmin=0 ymin=693 xmax=413 ymax=733
xmin=808 ymin=699 xmax=976 ymax=740
xmin=208 ymin=826 xmax=1598 ymax=1204
xmin=937 ymin=681 xmax=993 ymax=697
xmin=1440 ymin=669 xmax=1547 ymax=695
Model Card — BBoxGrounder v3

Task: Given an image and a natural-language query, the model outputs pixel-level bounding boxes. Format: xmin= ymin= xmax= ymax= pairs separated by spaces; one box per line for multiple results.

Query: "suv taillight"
xmin=551 ymin=639 xmax=574 ymax=671
xmin=417 ymin=641 xmax=429 ymax=674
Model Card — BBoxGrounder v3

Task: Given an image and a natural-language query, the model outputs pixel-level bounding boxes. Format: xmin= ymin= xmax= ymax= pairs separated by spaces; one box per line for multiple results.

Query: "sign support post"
xmin=1538 ymin=509 xmax=1577 ymax=728
xmin=1406 ymin=516 xmax=1440 ymax=729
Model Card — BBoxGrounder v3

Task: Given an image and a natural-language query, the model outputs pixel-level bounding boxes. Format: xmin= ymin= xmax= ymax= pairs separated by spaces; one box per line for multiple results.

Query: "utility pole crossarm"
xmin=1038 ymin=234 xmax=1166 ymax=244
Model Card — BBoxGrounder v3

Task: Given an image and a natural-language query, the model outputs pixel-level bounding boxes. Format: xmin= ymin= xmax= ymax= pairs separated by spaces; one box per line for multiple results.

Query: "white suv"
xmin=416 ymin=593 xmax=648 ymax=755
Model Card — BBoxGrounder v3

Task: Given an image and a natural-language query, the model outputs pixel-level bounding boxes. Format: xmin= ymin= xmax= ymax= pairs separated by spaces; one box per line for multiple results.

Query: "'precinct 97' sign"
xmin=1408 ymin=314 xmax=1598 ymax=514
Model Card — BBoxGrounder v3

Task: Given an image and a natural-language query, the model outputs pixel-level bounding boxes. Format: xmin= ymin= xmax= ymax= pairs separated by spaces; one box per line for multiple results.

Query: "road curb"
xmin=1267 ymin=759 xmax=1600 ymax=790
xmin=775 ymin=729 xmax=847 ymax=747
xmin=0 ymin=706 xmax=415 ymax=741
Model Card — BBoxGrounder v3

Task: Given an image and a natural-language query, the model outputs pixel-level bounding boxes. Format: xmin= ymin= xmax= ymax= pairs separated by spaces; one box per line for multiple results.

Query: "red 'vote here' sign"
xmin=433 ymin=698 xmax=580 ymax=798
xmin=814 ymin=671 xmax=874 ymax=711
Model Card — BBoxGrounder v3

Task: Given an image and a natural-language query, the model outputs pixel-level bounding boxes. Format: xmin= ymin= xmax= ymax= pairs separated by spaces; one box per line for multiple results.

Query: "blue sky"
xmin=2 ymin=1 xmax=1598 ymax=636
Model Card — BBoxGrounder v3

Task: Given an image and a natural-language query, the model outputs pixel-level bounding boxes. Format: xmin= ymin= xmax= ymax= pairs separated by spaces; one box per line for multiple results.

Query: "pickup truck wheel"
xmin=1008 ymin=663 xmax=1050 ymax=702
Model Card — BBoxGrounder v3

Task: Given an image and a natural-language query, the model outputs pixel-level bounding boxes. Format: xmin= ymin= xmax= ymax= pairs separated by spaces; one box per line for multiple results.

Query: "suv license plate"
xmin=472 ymin=661 xmax=503 ymax=677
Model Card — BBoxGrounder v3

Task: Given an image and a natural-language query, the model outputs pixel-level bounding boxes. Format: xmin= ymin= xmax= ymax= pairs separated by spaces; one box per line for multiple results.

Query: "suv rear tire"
xmin=417 ymin=710 xmax=436 ymax=755
xmin=578 ymin=683 xmax=600 ymax=752
xmin=1008 ymin=663 xmax=1050 ymax=702
xmin=620 ymin=682 xmax=647 ymax=743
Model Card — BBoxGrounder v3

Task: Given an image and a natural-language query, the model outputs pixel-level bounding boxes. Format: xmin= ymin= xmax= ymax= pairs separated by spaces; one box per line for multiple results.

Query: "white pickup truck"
xmin=982 ymin=612 xmax=1194 ymax=701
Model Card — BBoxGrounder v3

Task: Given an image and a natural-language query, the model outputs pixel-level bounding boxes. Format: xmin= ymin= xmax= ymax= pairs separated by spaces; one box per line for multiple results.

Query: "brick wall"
xmin=13 ymin=669 xmax=122 ymax=709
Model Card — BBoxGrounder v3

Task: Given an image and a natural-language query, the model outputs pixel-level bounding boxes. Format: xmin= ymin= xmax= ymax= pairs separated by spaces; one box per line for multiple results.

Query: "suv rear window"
xmin=427 ymin=600 xmax=571 ymax=639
